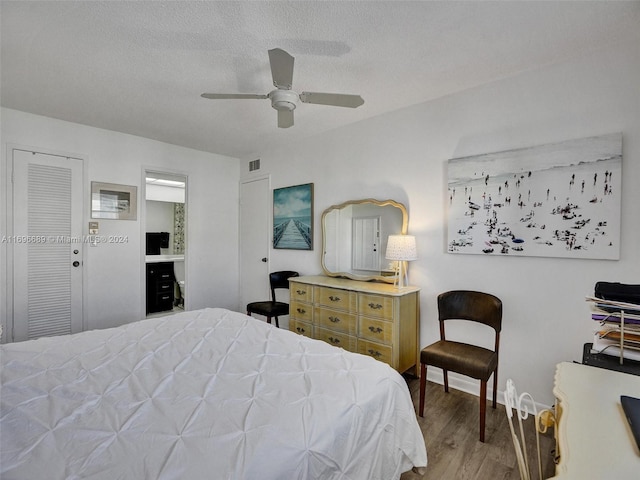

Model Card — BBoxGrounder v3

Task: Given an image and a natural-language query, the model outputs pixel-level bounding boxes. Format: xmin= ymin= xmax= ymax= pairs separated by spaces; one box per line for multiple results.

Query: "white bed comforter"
xmin=1 ymin=308 xmax=427 ymax=479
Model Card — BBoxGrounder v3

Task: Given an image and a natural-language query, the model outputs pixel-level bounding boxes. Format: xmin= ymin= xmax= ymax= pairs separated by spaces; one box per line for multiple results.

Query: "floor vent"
xmin=249 ymin=159 xmax=260 ymax=172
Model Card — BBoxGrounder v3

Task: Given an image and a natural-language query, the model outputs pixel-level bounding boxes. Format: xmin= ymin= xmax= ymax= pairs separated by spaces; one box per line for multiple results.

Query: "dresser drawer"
xmin=358 ymin=293 xmax=394 ymax=320
xmin=359 ymin=316 xmax=394 ymax=345
xmin=290 ymin=299 xmax=313 ymax=322
xmin=290 ymin=319 xmax=313 ymax=338
xmin=148 ymin=292 xmax=174 ymax=314
xmin=290 ymin=282 xmax=313 ymax=303
xmin=156 ymin=281 xmax=174 ymax=292
xmin=315 ymin=327 xmax=357 ymax=352
xmin=315 ymin=286 xmax=357 ymax=311
xmin=315 ymin=307 xmax=357 ymax=335
xmin=358 ymin=340 xmax=393 ymax=364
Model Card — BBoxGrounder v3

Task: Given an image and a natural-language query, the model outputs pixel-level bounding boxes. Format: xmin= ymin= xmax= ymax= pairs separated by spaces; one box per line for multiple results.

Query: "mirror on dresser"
xmin=321 ymin=199 xmax=408 ymax=283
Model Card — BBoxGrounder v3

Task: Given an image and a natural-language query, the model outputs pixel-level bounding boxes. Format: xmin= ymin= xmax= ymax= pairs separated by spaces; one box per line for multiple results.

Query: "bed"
xmin=1 ymin=308 xmax=427 ymax=479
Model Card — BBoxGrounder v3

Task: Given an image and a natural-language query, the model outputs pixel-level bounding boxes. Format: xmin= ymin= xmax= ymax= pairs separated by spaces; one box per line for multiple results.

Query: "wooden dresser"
xmin=289 ymin=275 xmax=420 ymax=375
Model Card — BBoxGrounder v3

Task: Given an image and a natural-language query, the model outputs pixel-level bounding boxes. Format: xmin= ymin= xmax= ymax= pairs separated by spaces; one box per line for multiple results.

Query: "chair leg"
xmin=492 ymin=369 xmax=498 ymax=409
xmin=419 ymin=363 xmax=427 ymax=417
xmin=479 ymin=380 xmax=487 ymax=443
xmin=274 ymin=316 xmax=279 ymax=328
xmin=443 ymin=369 xmax=449 ymax=393
xmin=266 ymin=316 xmax=272 ymax=325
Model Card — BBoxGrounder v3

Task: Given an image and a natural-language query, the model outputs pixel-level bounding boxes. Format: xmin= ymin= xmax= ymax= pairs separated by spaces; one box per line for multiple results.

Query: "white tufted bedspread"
xmin=1 ymin=308 xmax=427 ymax=479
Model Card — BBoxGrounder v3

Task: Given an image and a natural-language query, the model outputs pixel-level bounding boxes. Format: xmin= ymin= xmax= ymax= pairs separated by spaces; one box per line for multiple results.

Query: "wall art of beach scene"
xmin=447 ymin=133 xmax=621 ymax=260
xmin=273 ymin=183 xmax=313 ymax=250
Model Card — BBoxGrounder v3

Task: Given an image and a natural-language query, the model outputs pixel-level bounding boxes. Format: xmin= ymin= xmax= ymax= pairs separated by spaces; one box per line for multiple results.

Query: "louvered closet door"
xmin=12 ymin=149 xmax=84 ymax=341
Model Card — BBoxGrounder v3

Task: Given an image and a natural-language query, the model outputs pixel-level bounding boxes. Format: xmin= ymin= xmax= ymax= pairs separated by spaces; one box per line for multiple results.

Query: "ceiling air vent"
xmin=249 ymin=159 xmax=260 ymax=172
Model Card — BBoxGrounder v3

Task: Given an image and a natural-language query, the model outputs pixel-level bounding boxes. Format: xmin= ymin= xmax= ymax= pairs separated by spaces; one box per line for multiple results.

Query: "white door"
xmin=11 ymin=149 xmax=84 ymax=341
xmin=240 ymin=176 xmax=270 ymax=311
xmin=352 ymin=216 xmax=381 ymax=271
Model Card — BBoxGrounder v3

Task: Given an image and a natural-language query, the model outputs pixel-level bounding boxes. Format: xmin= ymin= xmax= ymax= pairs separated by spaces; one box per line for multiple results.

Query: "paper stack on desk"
xmin=587 ymin=295 xmax=640 ymax=362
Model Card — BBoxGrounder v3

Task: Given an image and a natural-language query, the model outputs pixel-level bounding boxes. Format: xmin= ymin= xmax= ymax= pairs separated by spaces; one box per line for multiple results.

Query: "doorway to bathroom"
xmin=144 ymin=170 xmax=187 ymax=317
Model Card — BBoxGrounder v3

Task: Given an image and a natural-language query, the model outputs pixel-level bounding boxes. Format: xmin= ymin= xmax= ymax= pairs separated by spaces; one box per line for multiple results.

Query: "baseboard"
xmin=425 ymin=370 xmax=552 ymax=413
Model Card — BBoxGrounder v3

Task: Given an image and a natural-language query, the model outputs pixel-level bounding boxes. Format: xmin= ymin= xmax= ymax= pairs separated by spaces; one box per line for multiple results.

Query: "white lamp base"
xmin=395 ymin=260 xmax=408 ymax=288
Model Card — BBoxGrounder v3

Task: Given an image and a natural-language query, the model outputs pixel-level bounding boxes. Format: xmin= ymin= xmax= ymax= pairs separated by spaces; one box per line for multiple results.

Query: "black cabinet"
xmin=146 ymin=262 xmax=175 ymax=314
xmin=582 ymin=342 xmax=640 ymax=376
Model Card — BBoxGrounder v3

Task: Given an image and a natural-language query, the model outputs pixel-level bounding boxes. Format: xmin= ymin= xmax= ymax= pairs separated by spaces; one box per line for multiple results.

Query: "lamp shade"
xmin=385 ymin=235 xmax=418 ymax=261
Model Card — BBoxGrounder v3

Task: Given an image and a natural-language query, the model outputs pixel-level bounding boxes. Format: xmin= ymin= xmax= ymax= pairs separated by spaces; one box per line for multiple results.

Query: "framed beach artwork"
xmin=446 ymin=133 xmax=622 ymax=260
xmin=273 ymin=183 xmax=314 ymax=250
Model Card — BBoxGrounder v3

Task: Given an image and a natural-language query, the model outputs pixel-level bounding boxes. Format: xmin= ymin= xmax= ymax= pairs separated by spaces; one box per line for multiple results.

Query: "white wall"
xmin=242 ymin=42 xmax=640 ymax=405
xmin=146 ymin=200 xmax=174 ymax=237
xmin=1 ymin=108 xmax=241 ymax=332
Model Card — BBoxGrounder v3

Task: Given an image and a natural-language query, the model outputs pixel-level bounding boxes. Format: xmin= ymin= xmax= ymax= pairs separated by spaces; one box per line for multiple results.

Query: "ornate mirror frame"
xmin=321 ymin=198 xmax=408 ymax=283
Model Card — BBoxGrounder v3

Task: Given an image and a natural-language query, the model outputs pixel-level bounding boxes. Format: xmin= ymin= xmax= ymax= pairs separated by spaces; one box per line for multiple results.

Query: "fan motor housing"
xmin=269 ymin=89 xmax=298 ymax=111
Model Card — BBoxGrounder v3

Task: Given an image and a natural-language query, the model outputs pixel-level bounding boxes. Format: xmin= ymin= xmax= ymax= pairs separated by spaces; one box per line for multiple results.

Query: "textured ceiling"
xmin=2 ymin=1 xmax=640 ymax=159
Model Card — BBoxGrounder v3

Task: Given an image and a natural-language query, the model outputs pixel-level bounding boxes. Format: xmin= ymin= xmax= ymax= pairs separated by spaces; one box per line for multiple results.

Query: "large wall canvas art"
xmin=273 ymin=183 xmax=314 ymax=250
xmin=447 ymin=133 xmax=622 ymax=260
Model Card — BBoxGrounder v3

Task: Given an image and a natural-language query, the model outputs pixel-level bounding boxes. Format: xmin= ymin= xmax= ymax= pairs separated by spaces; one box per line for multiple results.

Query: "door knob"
xmin=261 ymin=257 xmax=268 ymax=262
xmin=73 ymin=261 xmax=80 ymax=267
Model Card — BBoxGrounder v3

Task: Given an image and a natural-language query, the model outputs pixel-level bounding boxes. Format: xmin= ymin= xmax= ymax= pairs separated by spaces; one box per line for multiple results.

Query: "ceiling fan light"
xmin=269 ymin=89 xmax=298 ymax=112
xmin=274 ymin=101 xmax=296 ymax=112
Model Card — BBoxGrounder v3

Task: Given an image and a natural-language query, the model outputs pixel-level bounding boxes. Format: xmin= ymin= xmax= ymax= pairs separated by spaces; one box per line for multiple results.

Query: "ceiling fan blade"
xmin=268 ymin=48 xmax=294 ymax=90
xmin=299 ymin=92 xmax=364 ymax=108
xmin=277 ymin=109 xmax=294 ymax=128
xmin=201 ymin=93 xmax=268 ymax=100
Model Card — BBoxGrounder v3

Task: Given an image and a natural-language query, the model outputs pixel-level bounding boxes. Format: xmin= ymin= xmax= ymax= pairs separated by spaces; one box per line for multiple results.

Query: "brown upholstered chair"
xmin=246 ymin=271 xmax=299 ymax=328
xmin=418 ymin=290 xmax=502 ymax=442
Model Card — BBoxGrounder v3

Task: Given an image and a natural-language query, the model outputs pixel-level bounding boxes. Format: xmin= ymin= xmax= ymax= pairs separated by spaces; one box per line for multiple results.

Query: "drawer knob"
xmin=296 ymin=327 xmax=305 ymax=334
xmin=368 ymin=302 xmax=383 ymax=310
xmin=368 ymin=326 xmax=383 ymax=334
xmin=367 ymin=349 xmax=382 ymax=358
xmin=329 ymin=316 xmax=341 ymax=323
xmin=328 ymin=337 xmax=340 ymax=345
xmin=296 ymin=289 xmax=306 ymax=295
xmin=296 ymin=308 xmax=306 ymax=314
xmin=329 ymin=295 xmax=341 ymax=302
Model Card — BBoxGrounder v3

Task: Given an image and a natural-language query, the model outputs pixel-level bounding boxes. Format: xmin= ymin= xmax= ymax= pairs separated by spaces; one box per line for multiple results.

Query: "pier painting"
xmin=447 ymin=133 xmax=622 ymax=260
xmin=273 ymin=183 xmax=314 ymax=250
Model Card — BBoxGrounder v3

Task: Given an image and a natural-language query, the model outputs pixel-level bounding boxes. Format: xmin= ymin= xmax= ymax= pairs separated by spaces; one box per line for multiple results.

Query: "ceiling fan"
xmin=201 ymin=48 xmax=364 ymax=128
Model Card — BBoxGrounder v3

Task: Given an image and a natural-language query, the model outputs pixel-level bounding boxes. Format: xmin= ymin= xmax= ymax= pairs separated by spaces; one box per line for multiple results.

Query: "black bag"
xmin=595 ymin=282 xmax=640 ymax=304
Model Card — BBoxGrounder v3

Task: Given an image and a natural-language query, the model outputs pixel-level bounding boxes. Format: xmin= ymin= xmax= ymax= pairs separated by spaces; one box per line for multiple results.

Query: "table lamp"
xmin=385 ymin=234 xmax=417 ymax=288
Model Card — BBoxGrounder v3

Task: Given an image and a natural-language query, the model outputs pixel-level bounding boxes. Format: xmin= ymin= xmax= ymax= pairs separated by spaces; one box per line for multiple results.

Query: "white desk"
xmin=552 ymin=362 xmax=640 ymax=479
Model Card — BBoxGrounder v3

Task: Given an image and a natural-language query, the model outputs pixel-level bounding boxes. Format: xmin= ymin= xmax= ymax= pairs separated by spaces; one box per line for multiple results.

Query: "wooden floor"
xmin=401 ymin=376 xmax=557 ymax=480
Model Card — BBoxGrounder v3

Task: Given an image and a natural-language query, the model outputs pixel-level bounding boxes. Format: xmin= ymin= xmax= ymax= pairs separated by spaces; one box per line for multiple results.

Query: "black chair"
xmin=246 ymin=271 xmax=299 ymax=328
xmin=418 ymin=290 xmax=503 ymax=442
